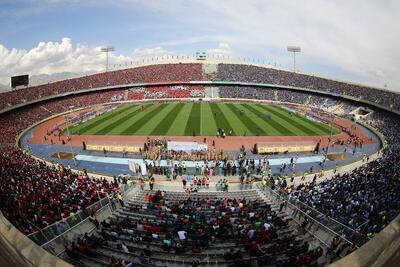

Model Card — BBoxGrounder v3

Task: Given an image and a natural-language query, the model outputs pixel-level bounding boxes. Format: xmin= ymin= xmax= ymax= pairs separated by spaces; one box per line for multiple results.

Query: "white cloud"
xmin=102 ymin=0 xmax=400 ymax=90
xmin=0 ymin=38 xmax=103 ymax=85
xmin=0 ymin=39 xmax=177 ymax=87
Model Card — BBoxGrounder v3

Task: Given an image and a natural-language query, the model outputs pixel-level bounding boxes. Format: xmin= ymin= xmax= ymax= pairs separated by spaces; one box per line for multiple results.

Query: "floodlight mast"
xmin=287 ymin=46 xmax=301 ymax=72
xmin=101 ymin=46 xmax=115 ymax=72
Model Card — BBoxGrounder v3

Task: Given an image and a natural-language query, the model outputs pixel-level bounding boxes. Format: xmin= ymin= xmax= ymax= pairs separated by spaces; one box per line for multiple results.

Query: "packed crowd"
xmin=145 ymin=87 xmax=169 ymax=99
xmin=0 ymin=91 xmax=128 ymax=235
xmin=126 ymin=85 xmax=205 ymax=100
xmin=219 ymin=86 xmax=277 ymax=101
xmin=297 ymin=149 xmax=399 ymax=233
xmin=0 ymin=71 xmax=399 ymax=259
xmin=126 ymin=87 xmax=146 ymax=100
xmin=142 ymin=138 xmax=232 ymax=161
xmin=0 ymin=90 xmax=124 ymax=144
xmin=3 ymin=63 xmax=398 ymax=114
xmin=218 ymin=86 xmax=339 ymax=111
xmin=366 ymin=112 xmax=400 ymax=147
xmin=218 ymin=86 xmax=347 ymax=114
xmin=0 ymin=63 xmax=203 ymax=111
xmin=213 ymin=81 xmax=400 ymax=244
xmin=0 ymin=146 xmax=119 ymax=234
xmin=217 ymin=64 xmax=400 ymax=109
xmin=269 ymin=110 xmax=400 ymax=242
xmin=65 ymin=105 xmax=115 ymax=126
xmin=65 ymin=190 xmax=325 ymax=266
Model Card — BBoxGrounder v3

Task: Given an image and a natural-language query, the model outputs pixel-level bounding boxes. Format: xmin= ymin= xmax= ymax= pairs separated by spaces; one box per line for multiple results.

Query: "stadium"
xmin=0 ymin=58 xmax=399 ymax=267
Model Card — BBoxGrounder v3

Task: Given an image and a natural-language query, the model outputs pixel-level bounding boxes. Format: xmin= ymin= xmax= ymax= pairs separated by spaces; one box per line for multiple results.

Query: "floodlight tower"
xmin=65 ymin=106 xmax=77 ymax=166
xmin=101 ymin=46 xmax=115 ymax=72
xmin=287 ymin=46 xmax=301 ymax=72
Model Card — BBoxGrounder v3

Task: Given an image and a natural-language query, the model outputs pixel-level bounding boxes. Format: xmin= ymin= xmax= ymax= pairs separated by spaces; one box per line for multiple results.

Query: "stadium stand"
xmin=215 ymin=84 xmax=400 ymax=246
xmin=219 ymin=86 xmax=278 ymax=102
xmin=0 ymin=63 xmax=203 ymax=111
xmin=127 ymin=87 xmax=147 ymax=100
xmin=216 ymin=64 xmax=400 ymax=110
xmin=267 ymin=111 xmax=400 ymax=244
xmin=0 ymin=63 xmax=399 ymax=266
xmin=0 ymin=146 xmax=119 ymax=235
xmin=218 ymin=86 xmax=361 ymax=115
xmin=126 ymin=85 xmax=205 ymax=100
xmin=0 ymin=90 xmax=125 ymax=144
xmin=1 ymin=63 xmax=399 ymax=113
xmin=63 ymin=190 xmax=324 ymax=267
xmin=0 ymin=90 xmax=125 ymax=234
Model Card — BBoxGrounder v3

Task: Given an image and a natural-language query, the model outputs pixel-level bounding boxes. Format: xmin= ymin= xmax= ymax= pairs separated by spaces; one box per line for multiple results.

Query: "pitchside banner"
xmin=140 ymin=163 xmax=147 ymax=176
xmin=86 ymin=144 xmax=142 ymax=153
xmin=257 ymin=142 xmax=316 ymax=154
xmin=167 ymin=141 xmax=207 ymax=152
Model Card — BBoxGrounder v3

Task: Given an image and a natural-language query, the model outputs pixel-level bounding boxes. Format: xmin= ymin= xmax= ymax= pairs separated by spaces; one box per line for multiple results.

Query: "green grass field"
xmin=70 ymin=103 xmax=334 ymax=136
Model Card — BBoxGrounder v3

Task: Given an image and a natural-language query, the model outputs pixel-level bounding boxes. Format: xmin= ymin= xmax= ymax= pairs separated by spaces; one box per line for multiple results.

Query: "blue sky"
xmin=0 ymin=0 xmax=399 ymax=91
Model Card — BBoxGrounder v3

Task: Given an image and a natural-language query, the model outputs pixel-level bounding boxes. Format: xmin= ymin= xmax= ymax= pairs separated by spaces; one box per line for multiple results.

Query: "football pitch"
xmin=70 ymin=102 xmax=334 ymax=136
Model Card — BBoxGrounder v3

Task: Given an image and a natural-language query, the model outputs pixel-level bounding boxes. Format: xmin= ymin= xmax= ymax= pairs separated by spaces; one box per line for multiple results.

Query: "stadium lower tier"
xmin=60 ymin=189 xmax=328 ymax=267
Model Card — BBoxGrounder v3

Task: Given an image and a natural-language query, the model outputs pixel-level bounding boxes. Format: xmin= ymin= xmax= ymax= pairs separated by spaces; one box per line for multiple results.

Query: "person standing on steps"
xmin=149 ymin=177 xmax=155 ymax=191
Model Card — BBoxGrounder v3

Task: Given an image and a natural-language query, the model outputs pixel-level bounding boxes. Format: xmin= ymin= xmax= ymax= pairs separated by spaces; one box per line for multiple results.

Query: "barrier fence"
xmin=27 ymin=182 xmax=137 ymax=248
xmin=257 ymin=184 xmax=366 ymax=258
xmin=292 ymin=198 xmax=368 ymax=246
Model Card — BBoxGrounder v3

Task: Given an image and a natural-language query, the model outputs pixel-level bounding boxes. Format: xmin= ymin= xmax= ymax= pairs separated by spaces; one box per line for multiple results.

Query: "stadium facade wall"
xmin=0 ymin=212 xmax=72 ymax=267
xmin=330 ymin=214 xmax=400 ymax=267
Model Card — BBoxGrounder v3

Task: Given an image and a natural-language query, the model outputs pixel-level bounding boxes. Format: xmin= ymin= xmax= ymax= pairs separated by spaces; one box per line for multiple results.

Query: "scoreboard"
xmin=11 ymin=75 xmax=29 ymax=88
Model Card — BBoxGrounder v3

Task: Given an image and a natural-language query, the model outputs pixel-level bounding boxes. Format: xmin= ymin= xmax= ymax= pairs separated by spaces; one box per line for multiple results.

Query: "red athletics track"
xmin=27 ymin=110 xmax=374 ymax=151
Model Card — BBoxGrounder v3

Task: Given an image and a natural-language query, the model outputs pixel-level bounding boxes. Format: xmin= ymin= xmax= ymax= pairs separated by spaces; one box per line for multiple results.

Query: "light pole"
xmin=101 ymin=46 xmax=115 ymax=72
xmin=287 ymin=46 xmax=301 ymax=72
xmin=323 ymin=112 xmax=336 ymax=169
xmin=65 ymin=112 xmax=77 ymax=166
xmin=322 ymin=102 xmax=344 ymax=168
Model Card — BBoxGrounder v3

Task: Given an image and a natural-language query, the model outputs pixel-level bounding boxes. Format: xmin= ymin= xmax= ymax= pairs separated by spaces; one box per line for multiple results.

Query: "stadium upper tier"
xmin=0 ymin=63 xmax=203 ymax=111
xmin=1 ymin=63 xmax=399 ymax=112
xmin=216 ymin=64 xmax=400 ymax=109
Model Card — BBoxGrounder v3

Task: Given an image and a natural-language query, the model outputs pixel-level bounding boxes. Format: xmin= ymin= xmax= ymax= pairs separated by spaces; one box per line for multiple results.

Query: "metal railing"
xmin=27 ymin=182 xmax=137 ymax=247
xmin=40 ymin=183 xmax=140 ymax=257
xmin=292 ymin=198 xmax=368 ymax=246
xmin=42 ymin=198 xmax=113 ymax=256
xmin=257 ymin=184 xmax=364 ymax=251
xmin=27 ymin=195 xmax=110 ymax=246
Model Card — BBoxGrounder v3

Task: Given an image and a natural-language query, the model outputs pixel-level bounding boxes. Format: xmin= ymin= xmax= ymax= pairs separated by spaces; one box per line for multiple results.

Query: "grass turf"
xmin=70 ymin=103 xmax=336 ymax=136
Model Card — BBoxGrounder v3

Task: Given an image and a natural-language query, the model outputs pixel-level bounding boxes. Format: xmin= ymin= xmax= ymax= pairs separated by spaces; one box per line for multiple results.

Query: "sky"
xmin=0 ymin=0 xmax=399 ymax=91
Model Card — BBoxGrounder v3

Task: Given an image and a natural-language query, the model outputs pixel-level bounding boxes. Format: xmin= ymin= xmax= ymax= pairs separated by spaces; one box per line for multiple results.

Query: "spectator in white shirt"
xmin=122 ymin=242 xmax=129 ymax=253
xmin=177 ymin=230 xmax=187 ymax=240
